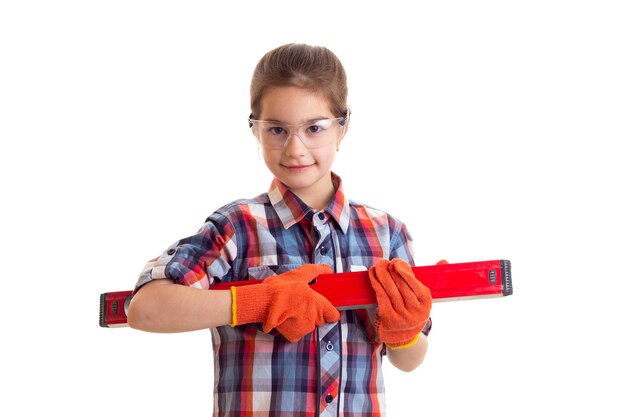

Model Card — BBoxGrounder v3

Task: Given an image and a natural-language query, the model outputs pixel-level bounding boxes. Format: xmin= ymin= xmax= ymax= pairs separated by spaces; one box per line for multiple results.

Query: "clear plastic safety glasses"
xmin=248 ymin=115 xmax=348 ymax=149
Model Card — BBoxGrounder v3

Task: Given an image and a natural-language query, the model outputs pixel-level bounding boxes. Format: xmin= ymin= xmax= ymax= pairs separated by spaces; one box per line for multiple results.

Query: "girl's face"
xmin=255 ymin=86 xmax=347 ymax=208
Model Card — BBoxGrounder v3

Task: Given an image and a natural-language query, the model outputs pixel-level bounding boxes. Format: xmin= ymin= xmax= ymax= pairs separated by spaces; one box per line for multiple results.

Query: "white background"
xmin=1 ymin=1 xmax=625 ymax=416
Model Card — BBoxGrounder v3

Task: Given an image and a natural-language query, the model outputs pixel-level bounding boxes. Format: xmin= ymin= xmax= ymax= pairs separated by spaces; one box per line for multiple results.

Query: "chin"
xmin=280 ymin=176 xmax=314 ymax=190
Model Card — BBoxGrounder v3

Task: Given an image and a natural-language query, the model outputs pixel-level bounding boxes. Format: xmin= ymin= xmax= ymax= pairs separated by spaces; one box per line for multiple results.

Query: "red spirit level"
xmin=100 ymin=259 xmax=512 ymax=328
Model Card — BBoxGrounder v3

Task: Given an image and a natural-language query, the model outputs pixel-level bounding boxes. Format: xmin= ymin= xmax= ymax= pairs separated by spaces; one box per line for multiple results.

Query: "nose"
xmin=283 ymin=131 xmax=307 ymax=155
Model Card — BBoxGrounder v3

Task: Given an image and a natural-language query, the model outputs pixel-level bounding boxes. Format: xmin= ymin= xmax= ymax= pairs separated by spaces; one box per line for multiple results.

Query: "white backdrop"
xmin=1 ymin=1 xmax=625 ymax=416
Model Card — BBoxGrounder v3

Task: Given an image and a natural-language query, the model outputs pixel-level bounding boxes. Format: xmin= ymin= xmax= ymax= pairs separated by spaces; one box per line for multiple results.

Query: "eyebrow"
xmin=259 ymin=116 xmax=331 ymax=124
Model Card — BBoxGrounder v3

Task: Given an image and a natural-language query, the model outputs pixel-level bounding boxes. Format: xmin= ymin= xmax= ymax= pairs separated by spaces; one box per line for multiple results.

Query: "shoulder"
xmin=348 ymin=199 xmax=406 ymax=227
xmin=205 ymin=192 xmax=271 ymax=224
xmin=347 ymin=199 xmax=412 ymax=244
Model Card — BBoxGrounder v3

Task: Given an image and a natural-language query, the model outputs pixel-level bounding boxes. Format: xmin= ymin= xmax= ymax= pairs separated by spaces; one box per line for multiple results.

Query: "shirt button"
xmin=325 ymin=394 xmax=333 ymax=403
xmin=166 ymin=248 xmax=175 ymax=255
xmin=325 ymin=342 xmax=334 ymax=351
xmin=320 ymin=245 xmax=328 ymax=255
xmin=318 ymin=212 xmax=324 ymax=220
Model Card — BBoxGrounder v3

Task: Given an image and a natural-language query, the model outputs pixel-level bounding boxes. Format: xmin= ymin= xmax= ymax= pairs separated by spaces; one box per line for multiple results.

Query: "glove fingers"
xmin=287 ymin=263 xmax=332 ymax=282
xmin=368 ymin=260 xmax=387 ymax=295
xmin=371 ymin=260 xmax=404 ymax=308
xmin=266 ymin=287 xmax=339 ymax=341
xmin=367 ymin=258 xmax=433 ymax=346
xmin=388 ymin=268 xmax=420 ymax=312
xmin=391 ymin=267 xmax=432 ymax=328
xmin=390 ymin=259 xmax=432 ymax=304
xmin=277 ymin=316 xmax=315 ymax=343
xmin=264 ymin=307 xmax=288 ymax=333
xmin=316 ymin=293 xmax=341 ymax=324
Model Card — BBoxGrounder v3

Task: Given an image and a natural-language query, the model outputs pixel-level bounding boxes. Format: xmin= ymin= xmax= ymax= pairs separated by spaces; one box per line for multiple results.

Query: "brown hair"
xmin=250 ymin=43 xmax=348 ymax=119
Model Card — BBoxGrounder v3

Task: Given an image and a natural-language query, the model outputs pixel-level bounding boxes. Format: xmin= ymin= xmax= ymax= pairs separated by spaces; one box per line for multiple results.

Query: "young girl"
xmin=127 ymin=43 xmax=432 ymax=417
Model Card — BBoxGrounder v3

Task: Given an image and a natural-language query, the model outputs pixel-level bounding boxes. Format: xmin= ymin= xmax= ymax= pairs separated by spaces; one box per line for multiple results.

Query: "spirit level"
xmin=100 ymin=259 xmax=512 ymax=328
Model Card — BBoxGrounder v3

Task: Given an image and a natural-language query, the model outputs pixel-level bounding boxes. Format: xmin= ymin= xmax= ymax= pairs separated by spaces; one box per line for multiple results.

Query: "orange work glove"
xmin=230 ymin=264 xmax=341 ymax=342
xmin=368 ymin=258 xmax=432 ymax=349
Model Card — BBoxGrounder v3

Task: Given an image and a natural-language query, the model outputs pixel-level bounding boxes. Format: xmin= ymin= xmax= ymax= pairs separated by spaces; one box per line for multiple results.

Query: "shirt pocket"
xmin=247 ymin=263 xmax=304 ymax=280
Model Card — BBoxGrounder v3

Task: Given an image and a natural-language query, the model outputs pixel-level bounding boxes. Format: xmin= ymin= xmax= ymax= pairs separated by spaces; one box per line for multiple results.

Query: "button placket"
xmin=318 ymin=323 xmax=341 ymax=417
xmin=312 ymin=212 xmax=342 ymax=416
xmin=312 ymin=214 xmax=332 ymax=264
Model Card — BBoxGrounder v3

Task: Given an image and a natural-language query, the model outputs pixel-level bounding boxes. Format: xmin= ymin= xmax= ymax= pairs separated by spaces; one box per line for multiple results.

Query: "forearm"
xmin=386 ymin=334 xmax=428 ymax=372
xmin=127 ymin=279 xmax=232 ymax=333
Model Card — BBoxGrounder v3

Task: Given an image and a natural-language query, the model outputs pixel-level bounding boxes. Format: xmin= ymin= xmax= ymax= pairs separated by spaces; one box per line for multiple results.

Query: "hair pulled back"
xmin=250 ymin=43 xmax=348 ymax=119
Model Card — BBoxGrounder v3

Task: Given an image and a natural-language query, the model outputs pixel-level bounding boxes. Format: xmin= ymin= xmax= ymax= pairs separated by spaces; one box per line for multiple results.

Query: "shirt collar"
xmin=268 ymin=172 xmax=351 ymax=234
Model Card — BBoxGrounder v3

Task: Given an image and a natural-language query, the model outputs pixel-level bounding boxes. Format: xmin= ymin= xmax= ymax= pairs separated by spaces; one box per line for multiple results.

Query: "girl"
xmin=127 ymin=43 xmax=432 ymax=417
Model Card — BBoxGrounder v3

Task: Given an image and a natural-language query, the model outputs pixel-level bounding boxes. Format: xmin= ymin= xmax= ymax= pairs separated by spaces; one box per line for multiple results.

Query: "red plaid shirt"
xmin=136 ymin=173 xmax=426 ymax=417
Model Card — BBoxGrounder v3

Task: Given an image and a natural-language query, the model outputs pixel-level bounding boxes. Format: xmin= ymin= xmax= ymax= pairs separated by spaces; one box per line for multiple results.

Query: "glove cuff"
xmin=230 ymin=284 xmax=272 ymax=327
xmin=229 ymin=287 xmax=238 ymax=327
xmin=386 ymin=333 xmax=420 ymax=350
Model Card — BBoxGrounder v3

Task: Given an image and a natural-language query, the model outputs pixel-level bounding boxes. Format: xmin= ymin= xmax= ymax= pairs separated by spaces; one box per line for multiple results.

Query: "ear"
xmin=250 ymin=123 xmax=261 ymax=143
xmin=336 ymin=118 xmax=349 ymax=149
xmin=248 ymin=113 xmax=260 ymax=142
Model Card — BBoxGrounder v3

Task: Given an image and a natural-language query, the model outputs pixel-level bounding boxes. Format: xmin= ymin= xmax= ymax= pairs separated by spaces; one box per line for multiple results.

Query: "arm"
xmin=128 ymin=214 xmax=236 ymax=333
xmin=386 ymin=333 xmax=428 ymax=372
xmin=383 ymin=221 xmax=430 ymax=371
xmin=128 ymin=264 xmax=340 ymax=341
xmin=127 ymin=279 xmax=232 ymax=333
xmin=368 ymin=258 xmax=432 ymax=372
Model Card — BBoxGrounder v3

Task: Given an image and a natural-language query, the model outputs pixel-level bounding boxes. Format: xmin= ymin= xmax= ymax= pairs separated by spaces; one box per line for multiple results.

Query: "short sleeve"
xmin=388 ymin=219 xmax=432 ymax=337
xmin=133 ymin=212 xmax=237 ymax=293
xmin=388 ymin=220 xmax=415 ymax=266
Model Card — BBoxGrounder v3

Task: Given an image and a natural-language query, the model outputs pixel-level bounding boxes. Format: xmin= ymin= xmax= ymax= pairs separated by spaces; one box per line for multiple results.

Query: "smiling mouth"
xmin=283 ymin=164 xmax=314 ymax=170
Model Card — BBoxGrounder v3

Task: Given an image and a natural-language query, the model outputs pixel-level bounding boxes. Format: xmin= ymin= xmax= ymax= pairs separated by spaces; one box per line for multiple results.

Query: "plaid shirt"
xmin=136 ymin=173 xmax=427 ymax=417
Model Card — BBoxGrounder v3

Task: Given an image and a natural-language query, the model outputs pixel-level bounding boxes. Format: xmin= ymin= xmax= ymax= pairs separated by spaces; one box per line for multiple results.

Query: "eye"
xmin=267 ymin=126 xmax=287 ymax=136
xmin=307 ymin=120 xmax=331 ymax=134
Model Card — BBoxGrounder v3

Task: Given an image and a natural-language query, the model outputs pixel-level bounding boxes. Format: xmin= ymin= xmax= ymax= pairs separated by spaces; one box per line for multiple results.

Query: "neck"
xmin=292 ymin=173 xmax=336 ymax=211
